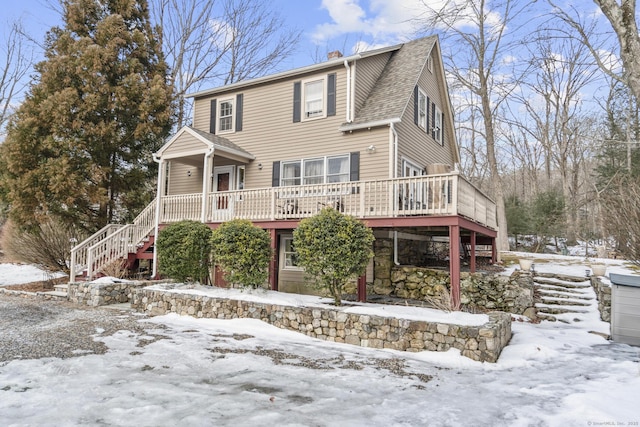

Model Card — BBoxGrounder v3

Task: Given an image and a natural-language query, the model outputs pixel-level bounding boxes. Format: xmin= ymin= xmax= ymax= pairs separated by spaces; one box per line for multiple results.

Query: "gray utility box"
xmin=609 ymin=273 xmax=640 ymax=346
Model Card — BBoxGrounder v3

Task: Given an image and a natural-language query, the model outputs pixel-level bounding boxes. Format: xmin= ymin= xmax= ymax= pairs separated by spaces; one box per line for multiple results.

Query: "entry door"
xmin=213 ymin=166 xmax=234 ymax=211
xmin=402 ymin=160 xmax=424 ymax=210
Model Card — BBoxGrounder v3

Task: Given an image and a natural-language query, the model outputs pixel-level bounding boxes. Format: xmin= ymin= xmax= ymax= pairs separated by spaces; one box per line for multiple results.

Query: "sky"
xmin=2 ymin=0 xmax=426 ymax=68
xmin=1 ymin=253 xmax=639 ymax=425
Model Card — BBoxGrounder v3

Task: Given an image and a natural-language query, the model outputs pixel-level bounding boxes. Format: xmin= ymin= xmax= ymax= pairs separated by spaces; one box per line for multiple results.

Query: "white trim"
xmin=154 ymin=126 xmax=255 ymax=162
xmin=280 ymin=153 xmax=351 ymax=187
xmin=213 ymin=166 xmax=235 ymax=192
xmin=340 ymin=117 xmax=401 ymax=132
xmin=301 ymin=76 xmax=327 ymax=121
xmin=281 ymin=235 xmax=303 ymax=271
xmin=217 ymin=97 xmax=235 ymax=134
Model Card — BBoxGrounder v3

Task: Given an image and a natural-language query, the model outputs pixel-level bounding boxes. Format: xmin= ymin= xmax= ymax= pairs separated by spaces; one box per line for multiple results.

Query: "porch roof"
xmin=155 ymin=126 xmax=255 ymax=162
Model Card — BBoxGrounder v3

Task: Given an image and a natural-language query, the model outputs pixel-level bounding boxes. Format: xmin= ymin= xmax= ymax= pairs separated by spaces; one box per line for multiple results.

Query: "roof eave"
xmin=339 ymin=118 xmax=401 ymax=132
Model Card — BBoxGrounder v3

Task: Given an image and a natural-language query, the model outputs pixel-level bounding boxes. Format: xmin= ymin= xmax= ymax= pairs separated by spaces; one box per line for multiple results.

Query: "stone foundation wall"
xmin=131 ymin=285 xmax=512 ymax=363
xmin=68 ymin=281 xmax=150 ymax=306
xmin=591 ymin=277 xmax=611 ymax=322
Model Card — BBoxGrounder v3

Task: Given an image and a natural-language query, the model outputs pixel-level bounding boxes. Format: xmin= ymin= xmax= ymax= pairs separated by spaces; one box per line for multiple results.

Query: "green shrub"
xmin=293 ymin=207 xmax=374 ymax=305
xmin=210 ymin=219 xmax=272 ymax=288
xmin=157 ymin=220 xmax=212 ymax=284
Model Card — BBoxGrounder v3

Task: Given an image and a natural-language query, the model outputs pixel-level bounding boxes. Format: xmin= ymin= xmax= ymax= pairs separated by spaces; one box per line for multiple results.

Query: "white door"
xmin=213 ymin=166 xmax=235 ymax=218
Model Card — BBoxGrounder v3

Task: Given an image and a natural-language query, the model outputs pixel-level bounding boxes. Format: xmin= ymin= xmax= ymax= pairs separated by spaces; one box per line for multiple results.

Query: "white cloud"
xmin=311 ymin=0 xmax=423 ymax=45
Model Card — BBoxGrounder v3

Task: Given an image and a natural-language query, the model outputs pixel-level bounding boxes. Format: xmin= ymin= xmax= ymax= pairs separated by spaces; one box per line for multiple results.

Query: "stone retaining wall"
xmin=131 ymin=285 xmax=512 ymax=363
xmin=591 ymin=277 xmax=611 ymax=322
xmin=68 ymin=281 xmax=151 ymax=306
xmin=0 ymin=287 xmax=67 ymax=300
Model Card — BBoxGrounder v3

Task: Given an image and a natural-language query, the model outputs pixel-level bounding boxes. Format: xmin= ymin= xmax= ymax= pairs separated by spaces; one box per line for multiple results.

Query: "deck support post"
xmin=357 ymin=274 xmax=367 ymax=302
xmin=491 ymin=237 xmax=497 ymax=264
xmin=269 ymin=229 xmax=278 ymax=291
xmin=449 ymin=224 xmax=461 ymax=310
xmin=470 ymin=230 xmax=476 ymax=273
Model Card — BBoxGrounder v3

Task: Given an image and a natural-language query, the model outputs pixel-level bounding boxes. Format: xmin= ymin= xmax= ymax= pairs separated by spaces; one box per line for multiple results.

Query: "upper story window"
xmin=304 ymin=80 xmax=325 ymax=119
xmin=209 ymin=93 xmax=243 ymax=135
xmin=417 ymin=88 xmax=427 ymax=131
xmin=293 ymin=73 xmax=336 ymax=123
xmin=433 ymin=105 xmax=443 ymax=144
xmin=219 ymin=98 xmax=234 ymax=132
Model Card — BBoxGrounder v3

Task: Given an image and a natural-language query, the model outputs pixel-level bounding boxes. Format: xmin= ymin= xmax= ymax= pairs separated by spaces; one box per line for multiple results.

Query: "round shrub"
xmin=210 ymin=219 xmax=272 ymax=288
xmin=157 ymin=220 xmax=212 ymax=284
xmin=293 ymin=207 xmax=374 ymax=305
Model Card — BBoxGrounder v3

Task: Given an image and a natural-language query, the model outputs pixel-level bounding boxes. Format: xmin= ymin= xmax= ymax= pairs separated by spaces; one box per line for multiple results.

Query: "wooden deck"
xmin=70 ymin=172 xmax=496 ymax=280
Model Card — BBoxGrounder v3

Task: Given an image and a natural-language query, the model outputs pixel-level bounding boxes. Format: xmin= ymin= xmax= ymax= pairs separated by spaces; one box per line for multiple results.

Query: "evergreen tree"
xmin=0 ymin=0 xmax=173 ymax=231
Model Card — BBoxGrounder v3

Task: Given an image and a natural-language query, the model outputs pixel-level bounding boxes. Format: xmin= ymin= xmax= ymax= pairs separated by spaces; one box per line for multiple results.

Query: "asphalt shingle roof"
xmin=188 ymin=126 xmax=254 ymax=159
xmin=349 ymin=36 xmax=437 ymax=127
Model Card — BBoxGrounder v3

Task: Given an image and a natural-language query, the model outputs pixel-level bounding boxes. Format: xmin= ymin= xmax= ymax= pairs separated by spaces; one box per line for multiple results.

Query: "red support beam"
xmin=269 ymin=229 xmax=278 ymax=291
xmin=357 ymin=274 xmax=367 ymax=302
xmin=449 ymin=225 xmax=461 ymax=309
xmin=470 ymin=230 xmax=477 ymax=273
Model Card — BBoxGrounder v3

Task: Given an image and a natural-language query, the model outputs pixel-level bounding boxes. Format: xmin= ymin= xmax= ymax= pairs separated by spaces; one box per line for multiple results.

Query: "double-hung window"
xmin=303 ymin=158 xmax=324 ymax=185
xmin=219 ymin=98 xmax=234 ymax=132
xmin=281 ymin=161 xmax=301 ymax=186
xmin=434 ymin=105 xmax=443 ymax=144
xmin=326 ymin=155 xmax=350 ymax=183
xmin=304 ymin=79 xmax=324 ymax=119
xmin=417 ymin=89 xmax=427 ymax=131
xmin=282 ymin=236 xmax=300 ymax=269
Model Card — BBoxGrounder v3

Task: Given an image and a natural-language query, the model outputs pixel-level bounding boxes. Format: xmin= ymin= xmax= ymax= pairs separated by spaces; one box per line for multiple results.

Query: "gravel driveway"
xmin=0 ymin=294 xmax=156 ymax=362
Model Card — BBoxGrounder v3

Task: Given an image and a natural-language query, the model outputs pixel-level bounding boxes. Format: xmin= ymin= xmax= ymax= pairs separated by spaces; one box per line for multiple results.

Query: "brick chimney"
xmin=327 ymin=50 xmax=343 ymax=60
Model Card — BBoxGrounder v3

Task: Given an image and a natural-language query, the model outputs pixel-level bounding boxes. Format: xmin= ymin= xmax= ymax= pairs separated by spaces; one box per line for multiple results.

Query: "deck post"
xmin=491 ymin=237 xmax=497 ymax=264
xmin=449 ymin=224 xmax=461 ymax=309
xmin=151 ymin=157 xmax=165 ymax=279
xmin=357 ymin=274 xmax=367 ymax=302
xmin=269 ymin=229 xmax=278 ymax=291
xmin=470 ymin=230 xmax=476 ymax=273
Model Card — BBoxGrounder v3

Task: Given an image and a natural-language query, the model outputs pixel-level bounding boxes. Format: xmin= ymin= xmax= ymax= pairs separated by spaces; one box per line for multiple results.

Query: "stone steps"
xmin=533 ymin=274 xmax=596 ymax=322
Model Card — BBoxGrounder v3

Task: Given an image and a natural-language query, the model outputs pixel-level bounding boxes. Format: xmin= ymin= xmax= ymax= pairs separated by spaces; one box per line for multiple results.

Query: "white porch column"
xmin=201 ymin=148 xmax=215 ymax=222
xmin=152 ymin=157 xmax=166 ymax=279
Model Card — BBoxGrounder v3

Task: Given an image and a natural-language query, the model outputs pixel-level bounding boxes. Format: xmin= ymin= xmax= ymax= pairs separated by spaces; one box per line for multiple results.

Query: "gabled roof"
xmin=186 ymin=44 xmax=401 ymax=99
xmin=340 ymin=36 xmax=437 ymax=131
xmin=155 ymin=126 xmax=255 ymax=162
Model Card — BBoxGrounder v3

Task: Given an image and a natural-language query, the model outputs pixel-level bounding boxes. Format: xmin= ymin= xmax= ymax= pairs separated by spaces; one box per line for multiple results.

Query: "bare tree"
xmin=0 ymin=22 xmax=32 ymax=140
xmin=151 ymin=0 xmax=301 ymax=127
xmin=510 ymin=33 xmax=600 ymax=243
xmin=550 ymin=0 xmax=640 ymax=100
xmin=417 ymin=0 xmax=532 ymax=252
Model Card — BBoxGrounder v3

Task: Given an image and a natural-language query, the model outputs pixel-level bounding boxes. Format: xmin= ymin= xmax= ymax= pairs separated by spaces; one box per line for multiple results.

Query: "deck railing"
xmin=69 ymin=173 xmax=495 ymax=281
xmin=70 ymin=200 xmax=157 ymax=280
xmin=159 ymin=172 xmax=497 ymax=229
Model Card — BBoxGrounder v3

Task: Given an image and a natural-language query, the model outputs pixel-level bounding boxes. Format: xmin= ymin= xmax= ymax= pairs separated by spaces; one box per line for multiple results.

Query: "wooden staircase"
xmin=69 ymin=200 xmax=157 ymax=281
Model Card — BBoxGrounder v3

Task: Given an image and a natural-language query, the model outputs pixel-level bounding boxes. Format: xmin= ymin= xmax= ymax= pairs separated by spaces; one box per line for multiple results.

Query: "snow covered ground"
xmin=0 ymin=263 xmax=65 ymax=286
xmin=0 ymin=253 xmax=639 ymax=426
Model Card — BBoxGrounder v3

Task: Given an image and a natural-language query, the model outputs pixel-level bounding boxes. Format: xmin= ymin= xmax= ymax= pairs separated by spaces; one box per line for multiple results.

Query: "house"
xmin=69 ymin=35 xmax=497 ymax=306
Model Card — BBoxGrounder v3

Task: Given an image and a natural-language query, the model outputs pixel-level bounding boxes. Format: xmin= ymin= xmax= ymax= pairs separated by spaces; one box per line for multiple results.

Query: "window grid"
xmin=304 ymin=79 xmax=324 ymax=119
xmin=219 ymin=99 xmax=233 ymax=132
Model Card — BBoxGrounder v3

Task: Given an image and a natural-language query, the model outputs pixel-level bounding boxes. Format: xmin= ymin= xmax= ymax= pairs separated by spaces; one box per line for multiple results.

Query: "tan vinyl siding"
xmin=396 ymin=51 xmax=453 ymax=177
xmin=193 ymin=65 xmax=390 ymax=189
xmin=353 ymin=53 xmax=392 ymax=115
xmin=163 ymin=132 xmax=208 ymax=157
xmin=167 ymin=161 xmax=203 ymax=195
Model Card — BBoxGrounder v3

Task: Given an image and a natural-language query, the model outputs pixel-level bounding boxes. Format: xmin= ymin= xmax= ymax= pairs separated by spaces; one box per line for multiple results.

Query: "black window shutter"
xmin=431 ymin=102 xmax=436 ymax=139
xmin=209 ymin=99 xmax=217 ymax=134
xmin=441 ymin=111 xmax=445 ymax=145
xmin=413 ymin=86 xmax=419 ymax=126
xmin=327 ymin=73 xmax=336 ymax=117
xmin=235 ymin=94 xmax=243 ymax=131
xmin=272 ymin=161 xmax=281 ymax=187
xmin=426 ymin=97 xmax=430 ymax=134
xmin=293 ymin=82 xmax=301 ymax=123
xmin=349 ymin=151 xmax=360 ymax=181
